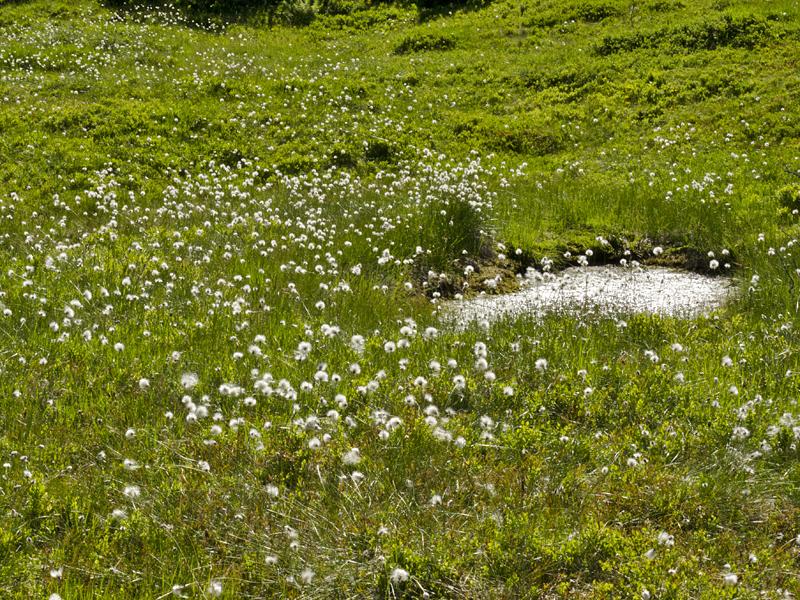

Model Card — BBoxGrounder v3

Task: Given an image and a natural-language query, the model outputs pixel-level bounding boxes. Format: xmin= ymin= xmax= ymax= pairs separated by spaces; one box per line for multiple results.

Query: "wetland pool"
xmin=442 ymin=266 xmax=734 ymax=326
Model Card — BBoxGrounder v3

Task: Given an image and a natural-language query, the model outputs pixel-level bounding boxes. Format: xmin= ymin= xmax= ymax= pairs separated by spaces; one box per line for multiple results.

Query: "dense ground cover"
xmin=1 ymin=0 xmax=800 ymax=597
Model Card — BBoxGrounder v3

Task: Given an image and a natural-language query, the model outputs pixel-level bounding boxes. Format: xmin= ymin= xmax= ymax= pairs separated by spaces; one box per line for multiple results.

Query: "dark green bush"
xmin=328 ymin=143 xmax=358 ymax=168
xmin=104 ymin=0 xmax=299 ymax=20
xmin=647 ymin=0 xmax=685 ymax=12
xmin=777 ymin=185 xmax=800 ymax=210
xmin=481 ymin=122 xmax=562 ymax=156
xmin=596 ymin=14 xmax=776 ymax=55
xmin=415 ymin=0 xmax=490 ymax=10
xmin=364 ymin=139 xmax=394 ymax=163
xmin=272 ymin=0 xmax=316 ymax=25
xmin=393 ymin=32 xmax=456 ymax=54
xmin=574 ymin=1 xmax=619 ymax=23
xmin=671 ymin=14 xmax=774 ymax=50
xmin=315 ymin=0 xmax=360 ymax=16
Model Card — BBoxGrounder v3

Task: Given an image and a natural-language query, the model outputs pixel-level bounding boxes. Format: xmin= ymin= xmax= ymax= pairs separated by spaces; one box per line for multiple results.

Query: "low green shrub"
xmin=574 ymin=1 xmax=619 ymax=23
xmin=597 ymin=14 xmax=777 ymax=54
xmin=777 ymin=184 xmax=800 ymax=210
xmin=394 ymin=32 xmax=456 ymax=54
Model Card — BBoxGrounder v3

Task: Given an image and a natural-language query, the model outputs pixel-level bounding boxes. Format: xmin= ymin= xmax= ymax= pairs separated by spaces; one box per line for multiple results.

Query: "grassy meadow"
xmin=1 ymin=0 xmax=800 ymax=597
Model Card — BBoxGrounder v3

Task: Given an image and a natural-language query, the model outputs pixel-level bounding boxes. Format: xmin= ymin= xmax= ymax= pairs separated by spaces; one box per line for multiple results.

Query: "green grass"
xmin=1 ymin=0 xmax=800 ymax=597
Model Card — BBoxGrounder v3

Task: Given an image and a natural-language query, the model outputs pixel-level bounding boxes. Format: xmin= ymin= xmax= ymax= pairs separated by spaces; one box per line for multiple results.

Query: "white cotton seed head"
xmin=207 ymin=580 xmax=223 ymax=597
xmin=300 ymin=568 xmax=315 ymax=584
xmin=390 ymin=567 xmax=410 ymax=584
xmin=343 ymin=448 xmax=361 ymax=465
xmin=123 ymin=485 xmax=141 ymax=499
xmin=181 ymin=372 xmax=199 ymax=389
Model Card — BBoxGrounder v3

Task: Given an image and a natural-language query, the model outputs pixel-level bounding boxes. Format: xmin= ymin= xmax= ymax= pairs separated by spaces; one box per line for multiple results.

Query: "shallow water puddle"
xmin=442 ymin=266 xmax=734 ymax=326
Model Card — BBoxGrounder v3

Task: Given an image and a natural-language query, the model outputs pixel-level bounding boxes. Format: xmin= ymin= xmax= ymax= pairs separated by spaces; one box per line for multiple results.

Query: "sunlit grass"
xmin=1 ymin=0 xmax=800 ymax=597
